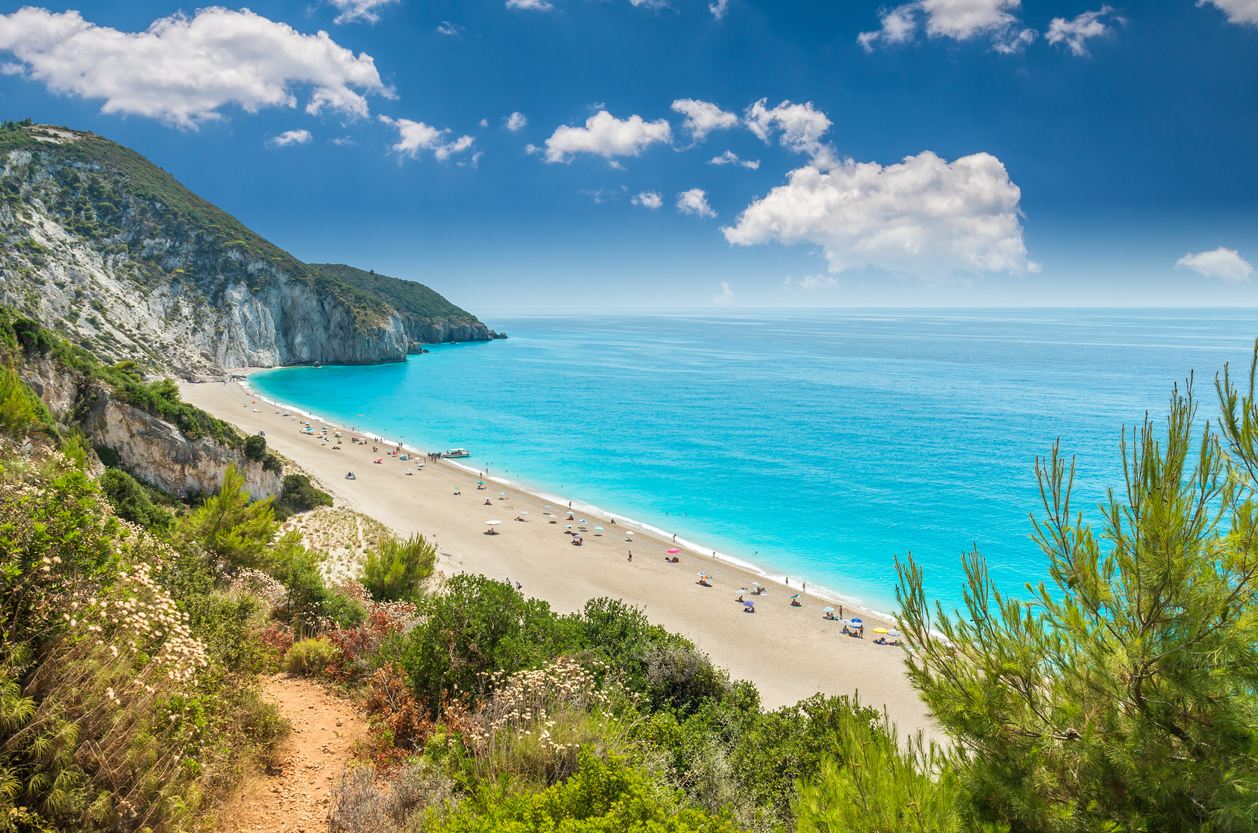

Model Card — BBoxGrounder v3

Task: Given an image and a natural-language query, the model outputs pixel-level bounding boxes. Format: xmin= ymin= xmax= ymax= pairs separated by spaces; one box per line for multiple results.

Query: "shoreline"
xmin=182 ymin=371 xmax=938 ymax=740
xmin=244 ymin=365 xmax=902 ymax=621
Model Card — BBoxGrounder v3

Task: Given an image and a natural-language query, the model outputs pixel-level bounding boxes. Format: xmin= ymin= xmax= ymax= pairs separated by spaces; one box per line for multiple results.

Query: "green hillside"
xmin=309 ymin=263 xmax=477 ymax=323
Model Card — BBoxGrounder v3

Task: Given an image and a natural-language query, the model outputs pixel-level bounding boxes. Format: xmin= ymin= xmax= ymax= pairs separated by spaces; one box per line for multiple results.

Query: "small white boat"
xmin=442 ymin=448 xmax=471 ymax=458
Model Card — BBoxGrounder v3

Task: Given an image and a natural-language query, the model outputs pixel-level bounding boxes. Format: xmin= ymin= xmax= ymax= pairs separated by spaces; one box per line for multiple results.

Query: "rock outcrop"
xmin=20 ymin=357 xmax=281 ymax=500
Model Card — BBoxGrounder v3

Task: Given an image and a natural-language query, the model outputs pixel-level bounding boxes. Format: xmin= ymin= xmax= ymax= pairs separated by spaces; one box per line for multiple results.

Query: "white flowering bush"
xmin=463 ymin=657 xmax=638 ymax=785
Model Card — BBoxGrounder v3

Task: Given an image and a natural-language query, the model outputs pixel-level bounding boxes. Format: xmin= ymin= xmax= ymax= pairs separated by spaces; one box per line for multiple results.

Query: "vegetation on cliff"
xmin=310 ymin=264 xmax=486 ymax=334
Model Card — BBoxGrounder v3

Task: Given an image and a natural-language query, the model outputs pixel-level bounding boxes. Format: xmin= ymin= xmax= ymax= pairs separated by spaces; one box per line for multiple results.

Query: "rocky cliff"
xmin=20 ymin=354 xmax=281 ymax=500
xmin=309 ymin=263 xmax=507 ymax=350
xmin=0 ymin=121 xmax=497 ymax=376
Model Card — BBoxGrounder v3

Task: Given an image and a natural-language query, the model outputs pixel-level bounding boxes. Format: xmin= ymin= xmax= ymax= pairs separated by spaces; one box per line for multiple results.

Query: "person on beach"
xmin=610 ymin=519 xmax=616 ymax=525
xmin=484 ymin=499 xmax=492 ymax=505
xmin=627 ymin=551 xmax=632 ymax=561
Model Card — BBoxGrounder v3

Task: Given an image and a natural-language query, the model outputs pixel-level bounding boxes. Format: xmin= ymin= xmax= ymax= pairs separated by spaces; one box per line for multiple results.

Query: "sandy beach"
xmin=181 ymin=375 xmax=938 ymax=740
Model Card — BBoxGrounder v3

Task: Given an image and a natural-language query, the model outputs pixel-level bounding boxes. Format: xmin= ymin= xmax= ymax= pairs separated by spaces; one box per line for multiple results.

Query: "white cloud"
xmin=506 ymin=0 xmax=554 ymax=10
xmin=671 ymin=99 xmax=738 ymax=143
xmin=858 ymin=4 xmax=918 ymax=49
xmin=677 ymin=188 xmax=716 ymax=218
xmin=710 ymin=150 xmax=759 ymax=169
xmin=629 ymin=0 xmax=672 ymax=8
xmin=505 ymin=111 xmax=528 ymax=131
xmin=479 ymin=118 xmax=489 ymax=127
xmin=1046 ymin=6 xmax=1117 ymax=56
xmin=542 ymin=110 xmax=671 ymax=163
xmin=0 ymin=7 xmax=386 ymax=128
xmin=859 ymin=0 xmax=1036 ymax=53
xmin=331 ymin=135 xmax=356 ymax=145
xmin=267 ymin=129 xmax=312 ymax=147
xmin=710 ymin=0 xmax=731 ymax=19
xmin=722 ymin=150 xmax=1033 ymax=277
xmin=328 ymin=0 xmax=399 ymax=24
xmin=459 ymin=151 xmax=484 ymax=168
xmin=1176 ymin=247 xmax=1254 ymax=281
xmin=784 ymin=274 xmax=838 ymax=290
xmin=379 ymin=115 xmax=476 ymax=162
xmin=632 ymin=191 xmax=663 ymax=209
xmin=714 ymin=281 xmax=733 ymax=305
xmin=437 ymin=21 xmax=465 ymax=35
xmin=744 ymin=99 xmax=832 ymax=160
xmin=1200 ymin=0 xmax=1258 ymax=25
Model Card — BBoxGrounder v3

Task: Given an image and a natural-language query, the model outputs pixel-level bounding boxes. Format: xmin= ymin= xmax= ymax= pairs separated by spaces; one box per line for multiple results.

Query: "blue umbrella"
xmin=850 ymin=618 xmax=863 ymax=625
xmin=742 ymin=601 xmax=755 ymax=607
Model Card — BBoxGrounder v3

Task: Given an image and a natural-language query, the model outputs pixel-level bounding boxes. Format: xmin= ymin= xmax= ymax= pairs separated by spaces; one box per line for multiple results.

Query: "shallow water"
xmin=249 ymin=309 xmax=1258 ymax=616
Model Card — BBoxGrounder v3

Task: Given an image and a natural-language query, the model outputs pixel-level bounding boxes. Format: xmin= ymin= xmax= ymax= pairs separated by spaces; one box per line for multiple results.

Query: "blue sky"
xmin=0 ymin=0 xmax=1256 ymax=310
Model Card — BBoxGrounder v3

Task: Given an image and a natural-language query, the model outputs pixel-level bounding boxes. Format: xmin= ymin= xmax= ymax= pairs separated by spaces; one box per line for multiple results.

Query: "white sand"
xmin=181 ymin=376 xmax=939 ymax=740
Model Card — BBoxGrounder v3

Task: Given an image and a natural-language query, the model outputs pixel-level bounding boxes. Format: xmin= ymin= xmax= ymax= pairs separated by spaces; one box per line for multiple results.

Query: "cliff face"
xmin=20 ymin=356 xmax=281 ymax=500
xmin=0 ymin=123 xmax=491 ymax=376
xmin=308 ymin=263 xmax=506 ymax=350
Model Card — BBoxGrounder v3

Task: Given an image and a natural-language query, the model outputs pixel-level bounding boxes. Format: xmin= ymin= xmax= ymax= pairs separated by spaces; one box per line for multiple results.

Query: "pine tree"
xmin=894 ymin=355 xmax=1258 ymax=832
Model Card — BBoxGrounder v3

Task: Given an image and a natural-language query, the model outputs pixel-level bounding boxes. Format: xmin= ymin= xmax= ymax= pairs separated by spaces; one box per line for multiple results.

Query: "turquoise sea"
xmin=249 ymin=309 xmax=1258 ymax=617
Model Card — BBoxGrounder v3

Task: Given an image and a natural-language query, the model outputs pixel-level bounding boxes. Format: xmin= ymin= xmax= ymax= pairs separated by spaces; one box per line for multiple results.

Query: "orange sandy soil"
xmin=218 ymin=675 xmax=365 ymax=833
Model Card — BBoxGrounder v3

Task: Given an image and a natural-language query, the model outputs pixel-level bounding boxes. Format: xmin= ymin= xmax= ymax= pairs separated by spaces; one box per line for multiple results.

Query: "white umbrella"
xmin=485 ymin=520 xmax=502 ymax=534
xmin=518 ymin=511 xmax=529 ymax=515
xmin=887 ymin=629 xmax=901 ymax=638
xmin=594 ymin=526 xmax=604 ymax=531
xmin=625 ymin=530 xmax=634 ymax=535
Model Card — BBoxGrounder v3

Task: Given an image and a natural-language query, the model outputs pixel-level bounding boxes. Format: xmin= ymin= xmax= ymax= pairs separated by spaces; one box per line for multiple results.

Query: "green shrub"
xmin=243 ymin=433 xmax=267 ymax=461
xmin=436 ymin=751 xmax=738 ymax=833
xmin=99 ymin=467 xmax=173 ymax=530
xmin=0 ymin=363 xmax=37 ymax=438
xmin=362 ymin=533 xmax=436 ymax=602
xmin=284 ymin=637 xmax=341 ymax=676
xmin=176 ymin=464 xmax=278 ymax=570
xmin=277 ymin=473 xmax=333 ymax=514
xmin=384 ymin=575 xmax=580 ymax=717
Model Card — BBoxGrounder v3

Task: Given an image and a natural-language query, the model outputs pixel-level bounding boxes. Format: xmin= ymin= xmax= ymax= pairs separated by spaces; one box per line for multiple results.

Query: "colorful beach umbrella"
xmin=668 ymin=548 xmax=680 ymax=554
xmin=697 ymin=572 xmax=710 ymax=578
xmin=850 ymin=618 xmax=863 ymax=625
xmin=873 ymin=627 xmax=889 ymax=634
xmin=792 ymin=593 xmax=801 ymax=598
xmin=742 ymin=601 xmax=755 ymax=608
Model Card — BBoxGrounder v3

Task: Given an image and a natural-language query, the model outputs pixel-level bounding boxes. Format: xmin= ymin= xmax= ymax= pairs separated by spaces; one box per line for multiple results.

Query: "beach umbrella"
xmin=499 ymin=492 xmax=505 ymax=496
xmin=822 ymin=607 xmax=835 ymax=613
xmin=888 ymin=629 xmax=901 ymax=638
xmin=742 ymin=601 xmax=755 ymax=608
xmin=850 ymin=618 xmax=863 ymax=625
xmin=594 ymin=526 xmax=603 ymax=531
xmin=478 ymin=481 xmax=484 ymax=485
xmin=792 ymin=593 xmax=801 ymax=598
xmin=625 ymin=530 xmax=634 ymax=535
xmin=873 ymin=627 xmax=889 ymax=634
xmin=697 ymin=572 xmax=710 ymax=578
xmin=565 ymin=525 xmax=573 ymax=528
xmin=485 ymin=520 xmax=502 ymax=530
xmin=518 ymin=511 xmax=529 ymax=515
xmin=668 ymin=548 xmax=680 ymax=554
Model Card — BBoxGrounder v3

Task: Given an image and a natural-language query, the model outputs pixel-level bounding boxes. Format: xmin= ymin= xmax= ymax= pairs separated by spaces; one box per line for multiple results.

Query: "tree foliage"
xmin=362 ymin=533 xmax=437 ymax=603
xmin=894 ymin=360 xmax=1258 ymax=832
xmin=176 ymin=464 xmax=278 ymax=570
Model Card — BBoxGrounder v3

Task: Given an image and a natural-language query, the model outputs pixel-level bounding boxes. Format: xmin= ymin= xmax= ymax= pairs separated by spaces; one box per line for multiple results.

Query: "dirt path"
xmin=221 ymin=674 xmax=366 ymax=833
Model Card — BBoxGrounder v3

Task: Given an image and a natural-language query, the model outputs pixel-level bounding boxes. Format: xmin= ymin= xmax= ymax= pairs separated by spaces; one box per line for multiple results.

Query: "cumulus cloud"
xmin=1176 ymin=247 xmax=1254 ymax=281
xmin=1046 ymin=6 xmax=1118 ymax=55
xmin=859 ymin=0 xmax=1036 ymax=53
xmin=714 ymin=281 xmax=733 ymax=305
xmin=677 ymin=188 xmax=716 ymax=218
xmin=437 ymin=21 xmax=465 ymax=35
xmin=710 ymin=0 xmax=732 ymax=19
xmin=328 ymin=0 xmax=398 ymax=24
xmin=506 ymin=0 xmax=554 ymax=10
xmin=671 ymin=99 xmax=738 ymax=142
xmin=267 ymin=129 xmax=312 ymax=147
xmin=504 ymin=111 xmax=528 ymax=131
xmin=1200 ymin=0 xmax=1258 ymax=25
xmin=632 ymin=191 xmax=663 ymax=209
xmin=784 ymin=274 xmax=838 ymax=290
xmin=722 ymin=150 xmax=1033 ymax=277
xmin=0 ymin=7 xmax=387 ymax=128
xmin=709 ymin=150 xmax=759 ymax=169
xmin=744 ymin=98 xmax=832 ymax=161
xmin=542 ymin=110 xmax=671 ymax=163
xmin=379 ymin=115 xmax=476 ymax=162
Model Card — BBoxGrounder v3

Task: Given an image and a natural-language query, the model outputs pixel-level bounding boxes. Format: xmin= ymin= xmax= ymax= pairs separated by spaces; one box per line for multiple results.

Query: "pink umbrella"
xmin=668 ymin=548 xmax=680 ymax=554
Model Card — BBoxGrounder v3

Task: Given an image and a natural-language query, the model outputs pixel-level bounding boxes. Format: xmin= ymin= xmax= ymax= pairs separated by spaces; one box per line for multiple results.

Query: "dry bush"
xmin=462 ymin=657 xmax=638 ymax=786
xmin=325 ymin=599 xmax=417 ymax=683
xmin=329 ymin=758 xmax=456 ymax=833
xmin=358 ymin=665 xmax=436 ymax=769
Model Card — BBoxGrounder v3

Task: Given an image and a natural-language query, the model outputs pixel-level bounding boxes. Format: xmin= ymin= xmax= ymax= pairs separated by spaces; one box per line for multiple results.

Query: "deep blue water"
xmin=249 ymin=309 xmax=1258 ymax=616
